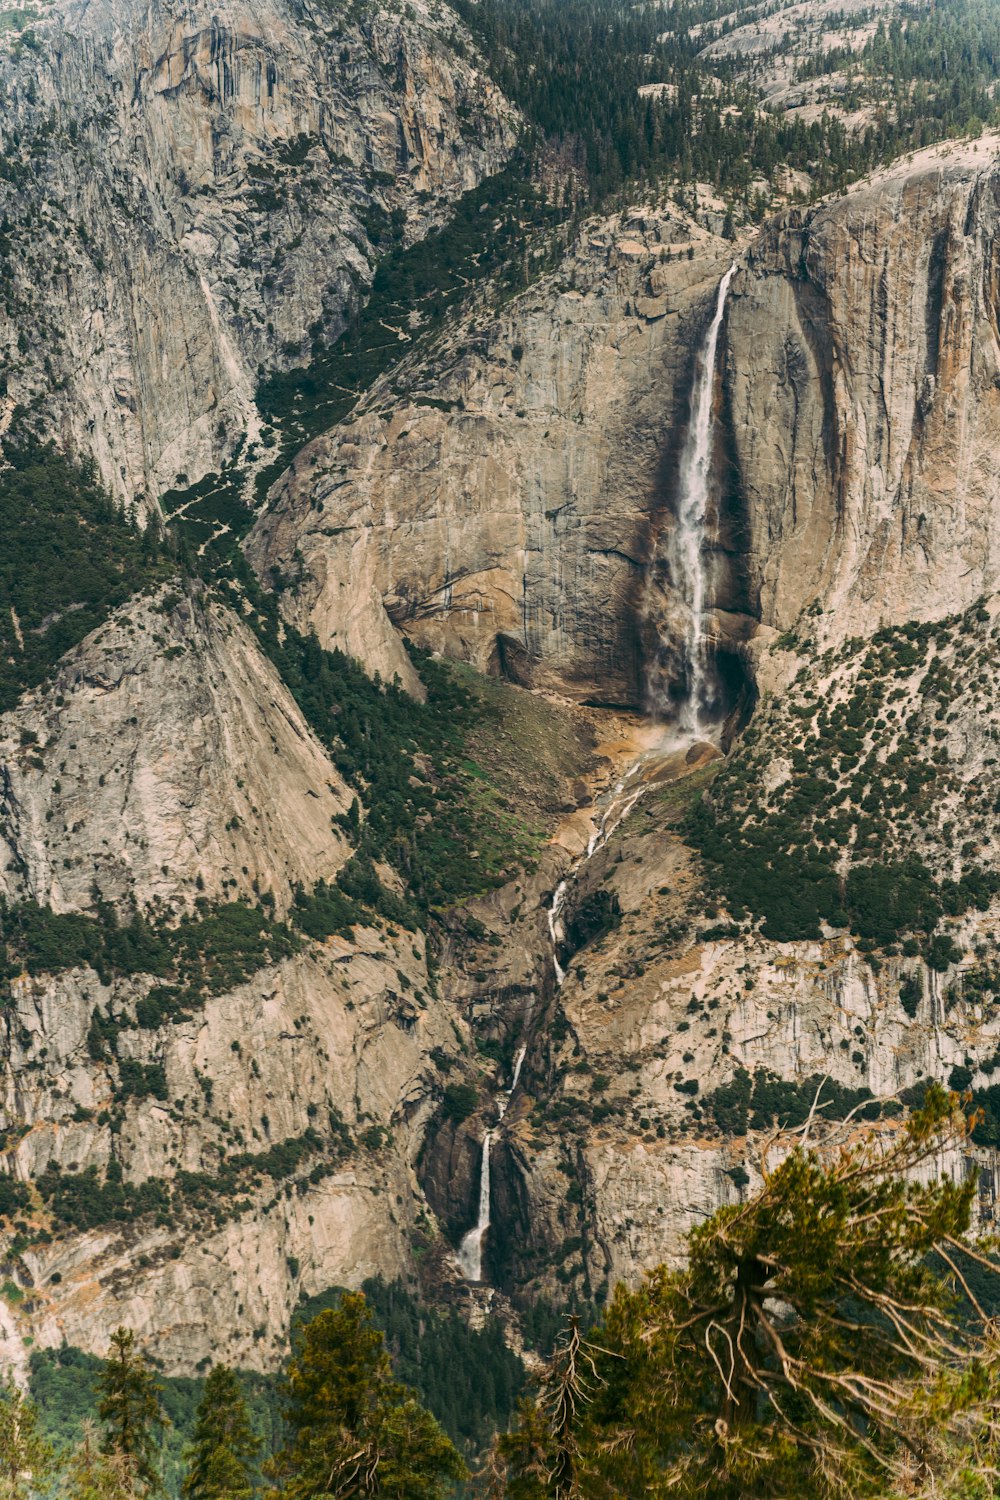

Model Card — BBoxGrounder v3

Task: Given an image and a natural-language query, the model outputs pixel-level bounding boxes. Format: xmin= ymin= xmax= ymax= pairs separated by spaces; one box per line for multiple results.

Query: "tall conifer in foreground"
xmin=0 ymin=1380 xmax=54 ymax=1500
xmin=266 ymin=1292 xmax=466 ymax=1499
xmin=499 ymin=1084 xmax=1000 ymax=1499
xmin=96 ymin=1328 xmax=167 ymax=1495
xmin=181 ymin=1365 xmax=259 ymax=1500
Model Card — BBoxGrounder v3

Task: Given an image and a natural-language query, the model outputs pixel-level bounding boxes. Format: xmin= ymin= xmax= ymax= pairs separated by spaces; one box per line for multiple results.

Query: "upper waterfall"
xmin=666 ymin=263 xmax=737 ymax=736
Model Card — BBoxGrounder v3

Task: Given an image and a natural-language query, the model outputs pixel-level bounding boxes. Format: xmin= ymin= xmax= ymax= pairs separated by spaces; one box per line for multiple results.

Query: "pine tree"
xmin=96 ymin=1328 xmax=167 ymax=1495
xmin=266 ymin=1293 xmax=466 ymax=1499
xmin=501 ymin=1085 xmax=1000 ymax=1499
xmin=0 ymin=1380 xmax=54 ymax=1500
xmin=65 ymin=1424 xmax=138 ymax=1500
xmin=181 ymin=1366 xmax=259 ymax=1500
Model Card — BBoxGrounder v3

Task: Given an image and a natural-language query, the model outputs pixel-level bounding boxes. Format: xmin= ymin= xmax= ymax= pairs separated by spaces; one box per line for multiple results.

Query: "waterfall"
xmin=669 ymin=263 xmax=737 ymax=736
xmin=457 ymin=1130 xmax=492 ymax=1281
xmin=457 ymin=1047 xmax=524 ymax=1282
xmin=456 ymin=266 xmax=738 ymax=1287
xmin=548 ymin=879 xmax=569 ymax=987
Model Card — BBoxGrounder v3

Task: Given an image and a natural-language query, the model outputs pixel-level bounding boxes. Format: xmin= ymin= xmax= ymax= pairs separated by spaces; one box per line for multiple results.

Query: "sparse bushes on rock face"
xmin=0 ymin=438 xmax=173 ymax=713
xmin=701 ymin=1066 xmax=887 ymax=1136
xmin=442 ymin=1082 xmax=479 ymax=1123
xmin=34 ymin=1122 xmax=348 ymax=1234
xmin=685 ymin=608 xmax=997 ymax=957
xmin=0 ymin=1176 xmax=30 ymax=1219
xmin=899 ymin=973 xmax=923 ymax=1017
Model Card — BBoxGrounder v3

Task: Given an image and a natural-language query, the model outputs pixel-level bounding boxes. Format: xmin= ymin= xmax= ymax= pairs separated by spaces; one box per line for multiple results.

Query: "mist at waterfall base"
xmin=455 ymin=270 xmax=736 ymax=1283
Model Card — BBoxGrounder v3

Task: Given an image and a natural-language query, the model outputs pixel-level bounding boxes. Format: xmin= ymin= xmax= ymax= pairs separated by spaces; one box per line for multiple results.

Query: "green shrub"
xmin=442 ymin=1083 xmax=479 ymax=1124
xmin=0 ymin=1177 xmax=30 ymax=1218
xmin=0 ymin=437 xmax=172 ymax=711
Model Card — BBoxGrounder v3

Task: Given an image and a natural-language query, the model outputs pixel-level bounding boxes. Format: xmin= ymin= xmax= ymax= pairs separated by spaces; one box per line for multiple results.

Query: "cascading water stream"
xmin=457 ymin=1130 xmax=493 ymax=1282
xmin=548 ymin=770 xmax=651 ymax=989
xmin=668 ymin=262 xmax=737 ymax=737
xmin=457 ymin=266 xmax=737 ymax=1284
xmin=458 ymin=768 xmax=655 ymax=1282
xmin=457 ymin=1047 xmax=524 ymax=1282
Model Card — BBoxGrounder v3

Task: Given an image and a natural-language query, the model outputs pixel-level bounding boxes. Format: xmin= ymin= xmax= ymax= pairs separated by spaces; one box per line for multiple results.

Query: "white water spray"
xmin=457 ymin=1045 xmax=525 ymax=1282
xmin=547 ymin=880 xmax=569 ymax=987
xmin=457 ymin=1131 xmax=493 ymax=1281
xmin=669 ymin=263 xmax=737 ymax=735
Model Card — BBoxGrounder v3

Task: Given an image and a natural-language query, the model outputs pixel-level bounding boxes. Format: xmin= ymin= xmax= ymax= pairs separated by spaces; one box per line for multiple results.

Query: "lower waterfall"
xmin=457 ymin=764 xmax=655 ymax=1281
xmin=457 ymin=1046 xmax=525 ymax=1282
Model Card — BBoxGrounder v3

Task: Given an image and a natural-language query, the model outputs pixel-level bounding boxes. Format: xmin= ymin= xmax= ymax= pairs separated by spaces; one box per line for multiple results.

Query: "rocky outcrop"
xmin=0 ymin=925 xmax=457 ymax=1373
xmin=9 ymin=105 xmax=1000 ymax=1375
xmin=492 ymin=734 xmax=1000 ymax=1301
xmin=246 ymin=209 xmax=736 ymax=705
xmin=0 ymin=0 xmax=517 ymax=503
xmin=727 ymin=134 xmax=1000 ymax=648
xmin=0 ymin=587 xmax=352 ymax=918
xmin=0 ymin=580 xmax=475 ymax=1370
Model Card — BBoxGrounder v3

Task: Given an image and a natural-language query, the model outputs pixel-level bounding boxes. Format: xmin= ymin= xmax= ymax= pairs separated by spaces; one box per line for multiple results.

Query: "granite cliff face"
xmin=5 ymin=7 xmax=1000 ymax=1376
xmin=0 ymin=583 xmax=468 ymax=1372
xmin=247 ymin=129 xmax=1000 ymax=720
xmin=0 ymin=0 xmax=517 ymax=504
xmin=241 ymin=131 xmax=1000 ymax=1308
xmin=0 ymin=588 xmax=354 ymax=917
xmin=246 ymin=208 xmax=739 ymax=705
xmin=728 ymin=134 xmax=1000 ymax=655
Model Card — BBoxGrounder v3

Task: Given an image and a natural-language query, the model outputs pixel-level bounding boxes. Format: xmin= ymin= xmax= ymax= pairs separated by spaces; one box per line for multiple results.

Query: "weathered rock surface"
xmin=8 ymin=109 xmax=1000 ymax=1375
xmin=728 ymin=134 xmax=1000 ymax=649
xmin=0 ymin=587 xmax=352 ymax=918
xmin=246 ymin=209 xmax=736 ymax=705
xmin=1 ymin=926 xmax=458 ymax=1372
xmin=493 ymin=738 xmax=1000 ymax=1301
xmin=0 ymin=0 xmax=517 ymax=503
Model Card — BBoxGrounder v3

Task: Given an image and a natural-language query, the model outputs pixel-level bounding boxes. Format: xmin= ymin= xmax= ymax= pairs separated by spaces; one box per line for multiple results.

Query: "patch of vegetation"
xmin=295 ymin=1277 xmax=524 ymax=1456
xmin=442 ymin=1082 xmax=479 ymax=1124
xmin=966 ymin=1085 xmax=1000 ymax=1148
xmin=34 ymin=1124 xmax=345 ymax=1234
xmin=0 ymin=1176 xmax=30 ymax=1219
xmin=252 ymin=160 xmax=565 ymax=473
xmin=456 ymin=0 xmax=1000 ymax=213
xmin=34 ymin=1159 xmax=173 ymax=1229
xmin=214 ymin=566 xmax=545 ymax=913
xmin=29 ymin=1345 xmax=283 ymax=1497
xmin=0 ymin=436 xmax=173 ymax=711
xmin=686 ymin=609 xmax=1000 ymax=948
xmin=702 ymin=1066 xmax=894 ymax=1136
xmin=0 ymin=897 xmax=299 ymax=1011
xmin=30 ymin=1277 xmax=521 ymax=1492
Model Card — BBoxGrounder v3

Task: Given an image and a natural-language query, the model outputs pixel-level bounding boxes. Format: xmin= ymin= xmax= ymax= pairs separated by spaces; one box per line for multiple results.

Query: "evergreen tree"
xmin=181 ymin=1366 xmax=259 ymax=1500
xmin=96 ymin=1328 xmax=167 ymax=1495
xmin=65 ymin=1425 xmax=137 ymax=1500
xmin=266 ymin=1293 xmax=466 ymax=1499
xmin=500 ymin=1085 xmax=1000 ymax=1498
xmin=0 ymin=1380 xmax=54 ymax=1500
